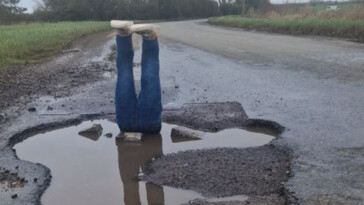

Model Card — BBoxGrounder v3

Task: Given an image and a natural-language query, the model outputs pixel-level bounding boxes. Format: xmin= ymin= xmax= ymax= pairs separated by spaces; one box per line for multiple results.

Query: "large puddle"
xmin=14 ymin=120 xmax=275 ymax=205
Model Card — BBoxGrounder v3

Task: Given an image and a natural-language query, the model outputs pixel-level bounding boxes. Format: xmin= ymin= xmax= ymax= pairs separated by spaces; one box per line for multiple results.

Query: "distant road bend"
xmin=160 ymin=19 xmax=364 ymax=80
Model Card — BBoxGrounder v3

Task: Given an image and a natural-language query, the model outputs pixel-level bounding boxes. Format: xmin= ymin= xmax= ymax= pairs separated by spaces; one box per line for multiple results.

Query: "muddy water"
xmin=14 ymin=120 xmax=275 ymax=205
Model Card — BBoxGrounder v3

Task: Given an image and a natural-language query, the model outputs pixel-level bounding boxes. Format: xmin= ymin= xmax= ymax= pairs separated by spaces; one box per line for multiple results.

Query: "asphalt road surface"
xmin=160 ymin=20 xmax=364 ymax=81
xmin=158 ymin=20 xmax=364 ymax=204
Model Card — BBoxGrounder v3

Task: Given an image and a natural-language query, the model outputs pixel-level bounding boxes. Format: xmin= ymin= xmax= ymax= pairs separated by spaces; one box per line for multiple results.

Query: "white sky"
xmin=19 ymin=0 xmax=37 ymax=13
xmin=19 ymin=0 xmax=350 ymax=13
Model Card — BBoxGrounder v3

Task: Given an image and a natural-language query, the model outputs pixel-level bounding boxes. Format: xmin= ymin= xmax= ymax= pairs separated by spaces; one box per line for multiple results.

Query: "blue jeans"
xmin=115 ymin=35 xmax=162 ymax=133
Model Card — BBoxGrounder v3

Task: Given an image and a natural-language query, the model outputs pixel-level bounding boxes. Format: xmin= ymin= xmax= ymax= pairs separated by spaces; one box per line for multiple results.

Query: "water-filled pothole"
xmin=14 ymin=120 xmax=275 ymax=205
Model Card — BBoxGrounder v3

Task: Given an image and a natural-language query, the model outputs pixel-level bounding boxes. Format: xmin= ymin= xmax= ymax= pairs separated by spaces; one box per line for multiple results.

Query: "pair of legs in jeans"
xmin=115 ymin=34 xmax=162 ymax=134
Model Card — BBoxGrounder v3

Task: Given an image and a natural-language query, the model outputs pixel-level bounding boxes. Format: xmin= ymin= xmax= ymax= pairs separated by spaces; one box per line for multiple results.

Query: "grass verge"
xmin=108 ymin=44 xmax=117 ymax=62
xmin=0 ymin=21 xmax=110 ymax=68
xmin=208 ymin=16 xmax=364 ymax=42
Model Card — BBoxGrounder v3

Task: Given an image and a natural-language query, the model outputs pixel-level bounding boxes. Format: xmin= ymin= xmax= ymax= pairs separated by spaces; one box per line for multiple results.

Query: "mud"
xmin=0 ymin=31 xmax=115 ymax=123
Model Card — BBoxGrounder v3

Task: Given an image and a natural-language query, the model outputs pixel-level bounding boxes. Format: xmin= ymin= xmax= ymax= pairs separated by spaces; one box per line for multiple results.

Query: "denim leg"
xmin=115 ymin=35 xmax=138 ymax=132
xmin=137 ymin=39 xmax=162 ymax=133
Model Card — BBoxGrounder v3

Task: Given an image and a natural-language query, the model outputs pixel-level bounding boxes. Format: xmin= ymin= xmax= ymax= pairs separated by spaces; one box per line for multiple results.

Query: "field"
xmin=209 ymin=3 xmax=364 ymax=42
xmin=209 ymin=16 xmax=364 ymax=41
xmin=310 ymin=3 xmax=359 ymax=11
xmin=0 ymin=21 xmax=110 ymax=68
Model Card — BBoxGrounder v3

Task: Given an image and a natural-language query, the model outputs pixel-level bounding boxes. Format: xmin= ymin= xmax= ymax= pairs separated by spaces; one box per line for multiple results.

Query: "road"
xmin=1 ymin=19 xmax=364 ymax=205
xmin=160 ymin=20 xmax=364 ymax=81
xmin=157 ymin=20 xmax=364 ymax=204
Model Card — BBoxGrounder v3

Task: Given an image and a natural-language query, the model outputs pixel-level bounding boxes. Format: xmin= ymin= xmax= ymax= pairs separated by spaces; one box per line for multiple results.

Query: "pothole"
xmin=14 ymin=119 xmax=276 ymax=205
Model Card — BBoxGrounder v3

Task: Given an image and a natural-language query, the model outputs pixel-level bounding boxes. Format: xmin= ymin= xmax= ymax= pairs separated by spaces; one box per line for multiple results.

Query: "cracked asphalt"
xmin=157 ymin=20 xmax=364 ymax=204
xmin=1 ymin=19 xmax=364 ymax=204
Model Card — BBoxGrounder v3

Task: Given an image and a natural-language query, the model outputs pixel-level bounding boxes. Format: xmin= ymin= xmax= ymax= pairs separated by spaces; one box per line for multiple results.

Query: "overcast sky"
xmin=19 ymin=0 xmax=36 ymax=13
xmin=19 ymin=0 xmax=349 ymax=13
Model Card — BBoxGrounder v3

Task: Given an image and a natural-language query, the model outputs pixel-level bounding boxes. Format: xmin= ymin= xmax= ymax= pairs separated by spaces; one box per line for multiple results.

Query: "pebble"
xmin=124 ymin=133 xmax=142 ymax=142
xmin=171 ymin=126 xmax=204 ymax=140
xmin=78 ymin=124 xmax=103 ymax=135
xmin=104 ymin=133 xmax=113 ymax=138
xmin=27 ymin=107 xmax=36 ymax=112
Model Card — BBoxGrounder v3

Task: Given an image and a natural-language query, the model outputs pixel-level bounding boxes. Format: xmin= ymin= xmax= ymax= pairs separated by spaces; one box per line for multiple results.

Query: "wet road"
xmin=157 ymin=20 xmax=364 ymax=204
xmin=160 ymin=20 xmax=364 ymax=81
xmin=1 ymin=20 xmax=364 ymax=204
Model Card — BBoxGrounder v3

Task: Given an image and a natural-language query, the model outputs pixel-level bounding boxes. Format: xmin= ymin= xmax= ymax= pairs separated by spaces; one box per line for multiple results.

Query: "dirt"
xmin=0 ymin=167 xmax=27 ymax=191
xmin=0 ymin=31 xmax=114 ymax=124
xmin=0 ymin=31 xmax=115 ymax=204
xmin=0 ymin=62 xmax=104 ymax=109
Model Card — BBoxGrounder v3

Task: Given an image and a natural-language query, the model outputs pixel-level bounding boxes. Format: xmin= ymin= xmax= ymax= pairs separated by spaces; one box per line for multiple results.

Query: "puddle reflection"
xmin=14 ymin=120 xmax=274 ymax=205
xmin=117 ymin=134 xmax=164 ymax=205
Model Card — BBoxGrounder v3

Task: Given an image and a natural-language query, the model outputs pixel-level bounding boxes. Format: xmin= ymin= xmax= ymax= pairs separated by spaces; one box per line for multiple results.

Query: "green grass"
xmin=208 ymin=16 xmax=364 ymax=42
xmin=310 ymin=3 xmax=360 ymax=11
xmin=108 ymin=44 xmax=117 ymax=62
xmin=0 ymin=21 xmax=110 ymax=68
